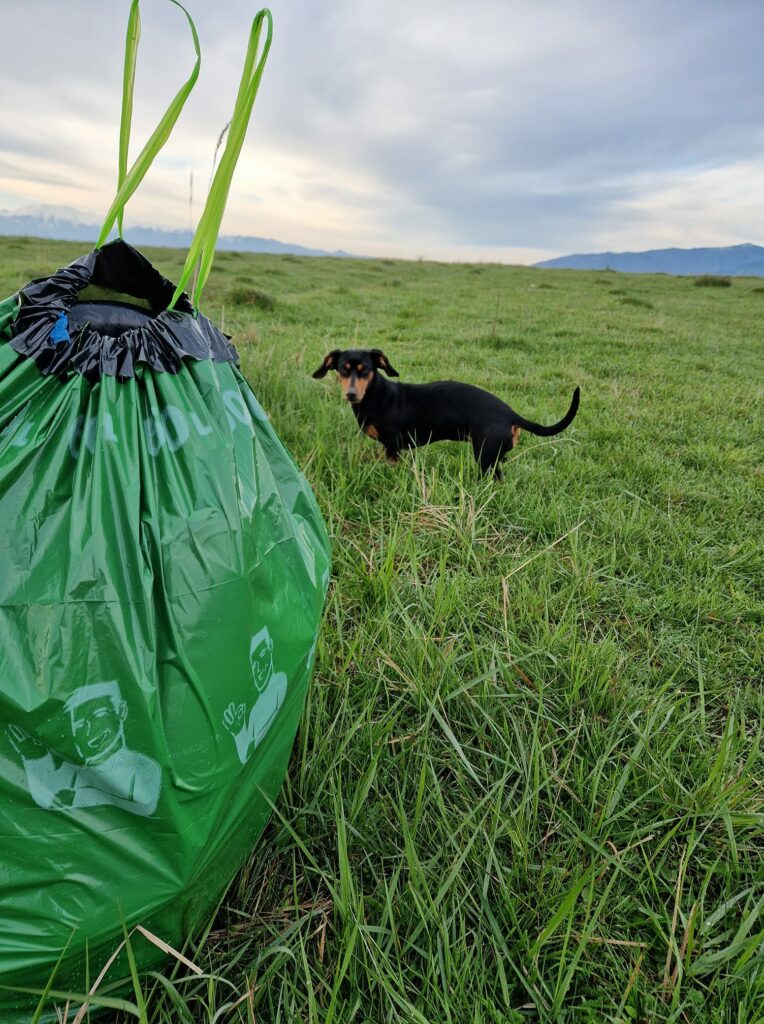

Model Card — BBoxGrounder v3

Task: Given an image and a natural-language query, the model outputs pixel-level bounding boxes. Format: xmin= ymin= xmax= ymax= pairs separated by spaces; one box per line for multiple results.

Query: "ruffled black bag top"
xmin=9 ymin=239 xmax=238 ymax=380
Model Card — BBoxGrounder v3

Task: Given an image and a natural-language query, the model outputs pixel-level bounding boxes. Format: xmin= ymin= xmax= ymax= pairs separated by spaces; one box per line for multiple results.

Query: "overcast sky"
xmin=1 ymin=0 xmax=763 ymax=263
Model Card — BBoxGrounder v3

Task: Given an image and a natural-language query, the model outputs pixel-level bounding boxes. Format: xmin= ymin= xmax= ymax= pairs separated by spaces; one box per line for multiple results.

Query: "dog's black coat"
xmin=313 ymin=348 xmax=580 ymax=477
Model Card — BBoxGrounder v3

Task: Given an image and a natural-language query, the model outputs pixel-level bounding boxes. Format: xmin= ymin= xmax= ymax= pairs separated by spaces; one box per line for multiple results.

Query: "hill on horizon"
xmin=534 ymin=242 xmax=764 ymax=277
xmin=0 ymin=203 xmax=354 ymax=258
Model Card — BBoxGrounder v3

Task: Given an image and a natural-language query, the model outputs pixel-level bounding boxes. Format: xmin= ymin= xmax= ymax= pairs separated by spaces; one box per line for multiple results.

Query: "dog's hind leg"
xmin=472 ymin=432 xmax=506 ymax=478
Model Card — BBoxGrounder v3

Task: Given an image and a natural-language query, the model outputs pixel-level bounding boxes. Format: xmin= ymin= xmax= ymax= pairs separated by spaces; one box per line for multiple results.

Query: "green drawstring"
xmin=116 ymin=0 xmax=141 ymax=238
xmin=96 ymin=0 xmax=201 ymax=250
xmin=97 ymin=3 xmax=273 ymax=316
xmin=168 ymin=9 xmax=273 ymax=312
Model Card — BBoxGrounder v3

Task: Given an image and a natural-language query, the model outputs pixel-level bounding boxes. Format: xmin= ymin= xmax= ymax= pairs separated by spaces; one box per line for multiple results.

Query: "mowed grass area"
xmin=1 ymin=236 xmax=763 ymax=1023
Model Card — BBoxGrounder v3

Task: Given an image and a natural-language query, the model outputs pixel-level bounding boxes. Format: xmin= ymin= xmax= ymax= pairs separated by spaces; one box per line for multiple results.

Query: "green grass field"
xmin=1 ymin=236 xmax=763 ymax=1023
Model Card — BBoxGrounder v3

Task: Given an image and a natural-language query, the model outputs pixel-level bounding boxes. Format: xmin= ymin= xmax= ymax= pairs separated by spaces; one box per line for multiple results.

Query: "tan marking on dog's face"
xmin=337 ymin=355 xmax=375 ymax=403
xmin=354 ymin=370 xmax=373 ymax=401
xmin=511 ymin=425 xmax=522 ymax=446
xmin=365 ymin=423 xmax=379 ymax=439
xmin=339 ymin=369 xmax=374 ymax=402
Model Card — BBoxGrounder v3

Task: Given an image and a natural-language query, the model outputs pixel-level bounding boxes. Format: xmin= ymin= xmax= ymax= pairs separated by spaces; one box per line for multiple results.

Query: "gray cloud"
xmin=1 ymin=0 xmax=763 ymax=257
xmin=0 ymin=157 xmax=89 ymax=190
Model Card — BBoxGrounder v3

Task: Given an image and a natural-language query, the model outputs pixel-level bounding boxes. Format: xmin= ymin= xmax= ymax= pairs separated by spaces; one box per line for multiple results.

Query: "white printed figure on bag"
xmin=223 ymin=627 xmax=287 ymax=764
xmin=7 ymin=681 xmax=161 ymax=816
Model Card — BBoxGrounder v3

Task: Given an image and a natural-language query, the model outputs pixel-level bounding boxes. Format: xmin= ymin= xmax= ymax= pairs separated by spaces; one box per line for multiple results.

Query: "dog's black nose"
xmin=346 ymin=391 xmax=357 ymax=401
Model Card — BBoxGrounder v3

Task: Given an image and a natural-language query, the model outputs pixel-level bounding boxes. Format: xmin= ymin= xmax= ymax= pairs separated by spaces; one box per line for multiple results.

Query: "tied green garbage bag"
xmin=0 ymin=239 xmax=330 ymax=1016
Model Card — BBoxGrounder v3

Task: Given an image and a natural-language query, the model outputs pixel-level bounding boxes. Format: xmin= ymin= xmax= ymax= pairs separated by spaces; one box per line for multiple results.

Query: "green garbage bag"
xmin=0 ymin=6 xmax=330 ymax=1014
xmin=0 ymin=235 xmax=330 ymax=1015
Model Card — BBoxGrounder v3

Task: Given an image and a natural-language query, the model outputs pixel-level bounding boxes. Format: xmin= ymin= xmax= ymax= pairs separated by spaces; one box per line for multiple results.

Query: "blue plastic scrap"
xmin=49 ymin=312 xmax=71 ymax=345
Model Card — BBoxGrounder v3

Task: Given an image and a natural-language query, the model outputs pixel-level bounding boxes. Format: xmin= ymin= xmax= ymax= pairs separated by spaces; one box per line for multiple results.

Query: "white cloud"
xmin=596 ymin=159 xmax=764 ymax=251
xmin=1 ymin=0 xmax=763 ymax=259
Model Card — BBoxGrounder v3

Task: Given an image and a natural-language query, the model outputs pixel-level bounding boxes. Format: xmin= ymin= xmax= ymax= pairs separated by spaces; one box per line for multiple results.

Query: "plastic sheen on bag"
xmin=0 ymin=5 xmax=330 ymax=1017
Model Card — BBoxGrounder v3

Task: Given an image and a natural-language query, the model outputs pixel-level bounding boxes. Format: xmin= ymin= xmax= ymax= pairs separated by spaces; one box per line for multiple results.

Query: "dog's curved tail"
xmin=513 ymin=386 xmax=580 ymax=437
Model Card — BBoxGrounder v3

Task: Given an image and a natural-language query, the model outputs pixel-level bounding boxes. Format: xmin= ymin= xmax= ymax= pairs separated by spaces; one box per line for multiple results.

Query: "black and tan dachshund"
xmin=313 ymin=348 xmax=580 ymax=477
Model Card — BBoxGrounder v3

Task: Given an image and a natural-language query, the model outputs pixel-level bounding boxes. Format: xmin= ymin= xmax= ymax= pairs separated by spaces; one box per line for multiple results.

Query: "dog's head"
xmin=312 ymin=348 xmax=399 ymax=404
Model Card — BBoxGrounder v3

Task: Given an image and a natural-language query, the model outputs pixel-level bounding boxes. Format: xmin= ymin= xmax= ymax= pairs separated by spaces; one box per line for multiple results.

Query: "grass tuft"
xmin=226 ymin=284 xmax=276 ymax=310
xmin=694 ymin=275 xmax=732 ymax=287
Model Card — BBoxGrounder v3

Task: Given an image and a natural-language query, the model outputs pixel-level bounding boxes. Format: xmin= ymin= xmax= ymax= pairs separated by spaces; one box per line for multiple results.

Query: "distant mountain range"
xmin=0 ymin=204 xmax=354 ymax=258
xmin=534 ymin=243 xmax=764 ymax=277
xmin=5 ymin=206 xmax=763 ymax=275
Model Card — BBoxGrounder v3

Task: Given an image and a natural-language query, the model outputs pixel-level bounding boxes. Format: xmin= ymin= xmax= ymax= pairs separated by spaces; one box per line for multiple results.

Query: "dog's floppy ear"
xmin=371 ymin=349 xmax=399 ymax=377
xmin=312 ymin=350 xmax=340 ymax=378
